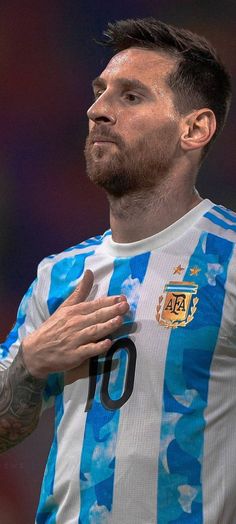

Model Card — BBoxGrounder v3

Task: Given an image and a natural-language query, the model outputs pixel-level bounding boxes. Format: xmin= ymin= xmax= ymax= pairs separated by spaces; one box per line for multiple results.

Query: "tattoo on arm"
xmin=0 ymin=345 xmax=46 ymax=453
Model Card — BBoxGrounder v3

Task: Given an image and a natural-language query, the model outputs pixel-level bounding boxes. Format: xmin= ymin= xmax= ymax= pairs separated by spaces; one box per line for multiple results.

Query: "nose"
xmin=87 ymin=95 xmax=116 ymax=125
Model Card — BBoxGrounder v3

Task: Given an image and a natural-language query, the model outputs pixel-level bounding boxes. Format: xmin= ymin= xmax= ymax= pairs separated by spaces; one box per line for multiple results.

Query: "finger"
xmin=74 ymin=338 xmax=113 ymax=363
xmin=74 ymin=294 xmax=128 ymax=315
xmin=71 ymin=300 xmax=129 ymax=330
xmin=60 ymin=270 xmax=94 ymax=308
xmin=76 ymin=315 xmax=124 ymax=346
xmin=62 ymin=339 xmax=112 ymax=372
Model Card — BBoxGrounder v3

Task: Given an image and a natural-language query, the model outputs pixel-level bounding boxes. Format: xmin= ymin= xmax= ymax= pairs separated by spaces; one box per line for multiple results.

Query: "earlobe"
xmin=181 ymin=109 xmax=217 ymax=152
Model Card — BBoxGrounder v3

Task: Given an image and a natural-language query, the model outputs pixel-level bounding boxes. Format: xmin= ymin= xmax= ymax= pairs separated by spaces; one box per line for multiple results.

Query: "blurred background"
xmin=0 ymin=1 xmax=235 ymax=522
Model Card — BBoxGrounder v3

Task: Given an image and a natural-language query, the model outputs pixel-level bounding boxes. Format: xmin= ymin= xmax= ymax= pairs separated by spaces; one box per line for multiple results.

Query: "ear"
xmin=180 ymin=109 xmax=217 ymax=152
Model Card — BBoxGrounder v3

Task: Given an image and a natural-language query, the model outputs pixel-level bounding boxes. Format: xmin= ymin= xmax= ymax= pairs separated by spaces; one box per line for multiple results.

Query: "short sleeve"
xmin=0 ymin=256 xmax=62 ymax=411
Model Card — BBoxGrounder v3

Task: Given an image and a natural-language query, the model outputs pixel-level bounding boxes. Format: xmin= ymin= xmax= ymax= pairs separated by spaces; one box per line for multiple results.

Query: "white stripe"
xmin=111 ymin=228 xmax=202 ymax=523
xmin=210 ymin=207 xmax=236 ymax=226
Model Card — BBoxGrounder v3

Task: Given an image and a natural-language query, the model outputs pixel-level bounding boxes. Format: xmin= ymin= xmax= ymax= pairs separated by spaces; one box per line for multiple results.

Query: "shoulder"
xmin=32 ymin=229 xmax=112 ymax=314
xmin=35 ymin=230 xmax=112 ymax=301
xmin=37 ymin=230 xmax=112 ymax=275
xmin=198 ymin=203 xmax=236 ymax=245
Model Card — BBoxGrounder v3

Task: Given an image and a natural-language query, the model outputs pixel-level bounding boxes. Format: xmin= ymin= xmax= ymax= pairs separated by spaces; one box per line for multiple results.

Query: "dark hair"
xmin=98 ymin=18 xmax=232 ymax=154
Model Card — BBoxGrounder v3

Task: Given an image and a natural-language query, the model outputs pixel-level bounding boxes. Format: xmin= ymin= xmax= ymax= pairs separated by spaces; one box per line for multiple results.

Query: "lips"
xmin=92 ymin=137 xmax=116 ymax=144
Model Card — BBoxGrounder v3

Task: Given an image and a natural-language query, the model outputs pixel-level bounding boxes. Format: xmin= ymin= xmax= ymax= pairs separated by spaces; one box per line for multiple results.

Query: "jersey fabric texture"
xmin=1 ymin=199 xmax=236 ymax=524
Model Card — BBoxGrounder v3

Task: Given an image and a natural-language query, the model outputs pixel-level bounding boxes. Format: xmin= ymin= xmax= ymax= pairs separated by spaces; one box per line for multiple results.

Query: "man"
xmin=0 ymin=17 xmax=235 ymax=523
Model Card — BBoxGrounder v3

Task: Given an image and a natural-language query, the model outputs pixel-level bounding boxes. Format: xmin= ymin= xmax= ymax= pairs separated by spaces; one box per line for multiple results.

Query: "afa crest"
xmin=156 ymin=281 xmax=199 ymax=329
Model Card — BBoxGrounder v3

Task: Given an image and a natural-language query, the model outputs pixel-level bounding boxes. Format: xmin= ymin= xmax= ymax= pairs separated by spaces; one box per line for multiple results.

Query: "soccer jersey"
xmin=1 ymin=198 xmax=236 ymax=523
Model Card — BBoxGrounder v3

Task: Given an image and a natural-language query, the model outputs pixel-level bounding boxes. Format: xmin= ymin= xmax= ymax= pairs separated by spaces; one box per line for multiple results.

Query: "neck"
xmin=108 ymin=173 xmax=202 ymax=243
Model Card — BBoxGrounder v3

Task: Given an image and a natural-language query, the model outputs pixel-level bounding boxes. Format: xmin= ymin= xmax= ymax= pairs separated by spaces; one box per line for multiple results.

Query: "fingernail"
xmin=118 ymin=301 xmax=127 ymax=310
xmin=117 ymin=295 xmax=126 ymax=303
xmin=101 ymin=339 xmax=111 ymax=348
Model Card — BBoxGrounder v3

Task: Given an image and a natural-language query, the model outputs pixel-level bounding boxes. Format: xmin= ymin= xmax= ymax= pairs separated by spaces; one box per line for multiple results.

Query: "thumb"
xmin=60 ymin=269 xmax=94 ymax=308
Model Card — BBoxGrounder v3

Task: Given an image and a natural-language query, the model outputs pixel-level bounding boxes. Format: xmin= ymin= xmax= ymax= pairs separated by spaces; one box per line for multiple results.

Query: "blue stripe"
xmin=0 ymin=280 xmax=36 ymax=359
xmin=47 ymin=251 xmax=95 ymax=313
xmin=45 ymin=250 xmax=94 ymax=399
xmin=157 ymin=232 xmax=233 ymax=523
xmin=36 ymin=394 xmax=64 ymax=524
xmin=36 ymin=250 xmax=94 ymax=521
xmin=43 ymin=373 xmax=64 ymax=404
xmin=64 ymin=230 xmax=111 ymax=252
xmin=78 ymin=252 xmax=150 ymax=523
xmin=204 ymin=212 xmax=236 ymax=231
xmin=165 ymin=285 xmax=197 ymax=293
xmin=212 ymin=205 xmax=236 ymax=223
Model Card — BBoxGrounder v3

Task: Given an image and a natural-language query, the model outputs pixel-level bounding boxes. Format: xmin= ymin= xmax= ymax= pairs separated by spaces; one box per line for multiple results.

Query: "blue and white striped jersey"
xmin=1 ymin=198 xmax=236 ymax=524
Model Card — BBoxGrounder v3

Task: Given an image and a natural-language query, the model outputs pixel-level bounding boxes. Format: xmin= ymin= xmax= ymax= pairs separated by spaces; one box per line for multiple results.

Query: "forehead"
xmin=99 ymin=47 xmax=177 ymax=86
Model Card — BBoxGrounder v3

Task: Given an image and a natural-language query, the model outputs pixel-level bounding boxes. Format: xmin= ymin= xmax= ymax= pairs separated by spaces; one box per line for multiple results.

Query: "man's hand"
xmin=22 ymin=270 xmax=129 ymax=379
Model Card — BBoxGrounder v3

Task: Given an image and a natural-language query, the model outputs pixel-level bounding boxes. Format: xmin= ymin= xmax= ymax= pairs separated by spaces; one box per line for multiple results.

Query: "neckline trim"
xmin=100 ymin=199 xmax=213 ymax=257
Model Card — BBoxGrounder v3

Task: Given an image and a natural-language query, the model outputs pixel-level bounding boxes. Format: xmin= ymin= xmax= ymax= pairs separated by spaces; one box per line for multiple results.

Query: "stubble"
xmin=84 ymin=122 xmax=180 ymax=198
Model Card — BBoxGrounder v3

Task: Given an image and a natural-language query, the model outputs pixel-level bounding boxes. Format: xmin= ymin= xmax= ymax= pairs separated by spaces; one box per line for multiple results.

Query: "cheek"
xmin=125 ymin=122 xmax=165 ymax=151
xmin=124 ymin=118 xmax=180 ymax=153
xmin=118 ymin=114 xmax=157 ymax=140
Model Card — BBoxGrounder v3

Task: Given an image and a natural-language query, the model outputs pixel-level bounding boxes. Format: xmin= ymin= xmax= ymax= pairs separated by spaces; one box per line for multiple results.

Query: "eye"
xmin=124 ymin=92 xmax=141 ymax=103
xmin=93 ymin=89 xmax=104 ymax=100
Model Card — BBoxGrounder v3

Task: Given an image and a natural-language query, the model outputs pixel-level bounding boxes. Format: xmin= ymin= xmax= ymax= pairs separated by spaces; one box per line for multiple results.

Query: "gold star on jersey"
xmin=173 ymin=264 xmax=185 ymax=275
xmin=190 ymin=266 xmax=201 ymax=276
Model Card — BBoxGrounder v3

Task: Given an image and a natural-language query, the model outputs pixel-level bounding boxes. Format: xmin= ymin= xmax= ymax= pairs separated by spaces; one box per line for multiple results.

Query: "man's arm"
xmin=0 ymin=270 xmax=129 ymax=452
xmin=0 ymin=345 xmax=45 ymax=453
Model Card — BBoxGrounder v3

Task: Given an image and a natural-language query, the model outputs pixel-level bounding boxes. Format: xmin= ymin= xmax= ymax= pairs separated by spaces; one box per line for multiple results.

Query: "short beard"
xmin=84 ymin=124 xmax=179 ymax=198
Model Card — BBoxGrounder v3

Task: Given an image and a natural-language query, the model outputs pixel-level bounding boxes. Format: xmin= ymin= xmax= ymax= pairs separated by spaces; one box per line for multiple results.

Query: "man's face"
xmin=85 ymin=47 xmax=182 ymax=197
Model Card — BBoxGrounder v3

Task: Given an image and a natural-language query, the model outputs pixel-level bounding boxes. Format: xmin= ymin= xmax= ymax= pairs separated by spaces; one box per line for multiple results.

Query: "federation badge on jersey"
xmin=156 ymin=281 xmax=199 ymax=328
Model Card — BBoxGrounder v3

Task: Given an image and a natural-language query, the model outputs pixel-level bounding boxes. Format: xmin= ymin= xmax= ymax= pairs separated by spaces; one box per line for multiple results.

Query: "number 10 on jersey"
xmin=85 ymin=337 xmax=137 ymax=412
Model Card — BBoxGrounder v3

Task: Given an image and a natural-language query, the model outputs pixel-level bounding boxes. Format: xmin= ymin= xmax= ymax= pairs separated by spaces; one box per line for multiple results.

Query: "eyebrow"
xmin=92 ymin=76 xmax=153 ymax=96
